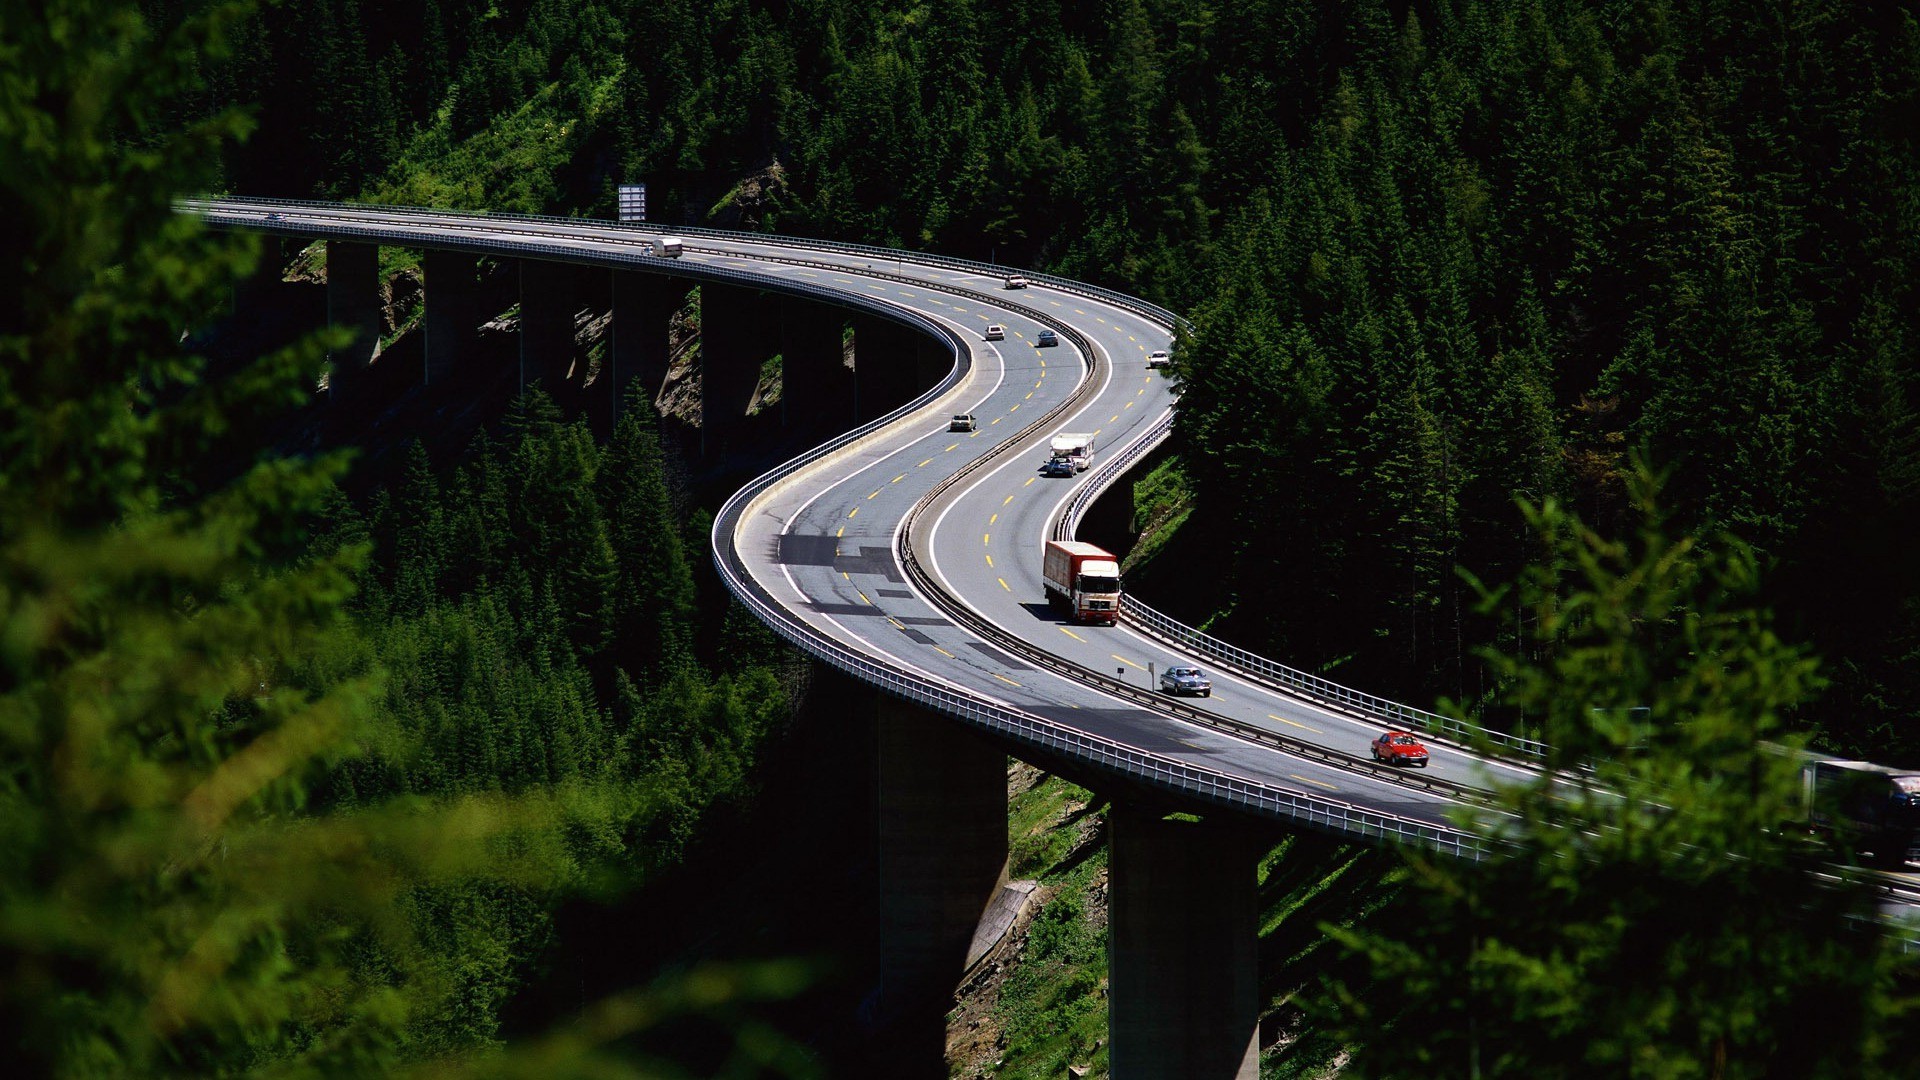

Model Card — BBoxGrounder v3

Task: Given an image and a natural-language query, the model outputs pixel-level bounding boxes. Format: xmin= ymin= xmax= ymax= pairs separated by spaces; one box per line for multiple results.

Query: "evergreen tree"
xmin=1326 ymin=461 xmax=1917 ymax=1076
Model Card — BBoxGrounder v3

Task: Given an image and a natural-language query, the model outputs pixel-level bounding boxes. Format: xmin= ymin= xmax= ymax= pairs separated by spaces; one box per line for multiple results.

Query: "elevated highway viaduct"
xmin=192 ymin=198 xmax=1917 ymax=1076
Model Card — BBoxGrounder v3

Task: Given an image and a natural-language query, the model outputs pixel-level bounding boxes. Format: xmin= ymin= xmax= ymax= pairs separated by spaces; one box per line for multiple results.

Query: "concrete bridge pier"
xmin=1107 ymin=802 xmax=1262 ymax=1078
xmin=423 ymin=250 xmax=482 ymax=385
xmin=853 ymin=316 xmax=931 ymax=419
xmin=325 ymin=241 xmax=381 ymax=384
xmin=700 ymin=283 xmax=779 ymax=455
xmin=778 ymin=297 xmax=853 ymax=433
xmin=519 ymin=260 xmax=582 ymax=392
xmin=609 ymin=270 xmax=690 ymax=420
xmin=872 ymin=695 xmax=1009 ymax=1035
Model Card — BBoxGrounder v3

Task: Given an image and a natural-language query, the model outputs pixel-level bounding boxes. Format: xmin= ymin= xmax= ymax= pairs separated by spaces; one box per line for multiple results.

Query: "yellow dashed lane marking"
xmin=1061 ymin=628 xmax=1087 ymax=643
xmin=983 ymin=533 xmax=990 ymax=546
xmin=836 ymin=526 xmax=844 ymax=537
xmin=1113 ymin=655 xmax=1143 ymax=669
xmin=891 ymin=474 xmax=906 ymax=483
xmin=946 ymin=443 xmax=959 ymax=452
xmin=985 ymin=553 xmax=994 ymax=568
xmin=867 ymin=489 xmax=882 ymax=500
xmin=1270 ymin=714 xmax=1324 ymax=734
xmin=993 ymin=674 xmax=1022 ymax=687
xmin=998 ymin=578 xmax=1011 ymax=591
xmin=848 ymin=507 xmax=858 ymax=518
xmin=989 ymin=513 xmax=998 ymax=525
xmin=934 ymin=646 xmax=957 ymax=658
xmin=857 ymin=591 xmax=871 ymax=605
xmin=918 ymin=458 xmax=932 ymax=468
xmin=1290 ymin=774 xmax=1339 ymax=791
xmin=1003 ymin=494 xmax=1015 ymax=505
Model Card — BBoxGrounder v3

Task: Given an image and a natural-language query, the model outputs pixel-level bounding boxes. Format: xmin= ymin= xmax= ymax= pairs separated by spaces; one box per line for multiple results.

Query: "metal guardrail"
xmin=182 ymin=196 xmax=1191 ymax=334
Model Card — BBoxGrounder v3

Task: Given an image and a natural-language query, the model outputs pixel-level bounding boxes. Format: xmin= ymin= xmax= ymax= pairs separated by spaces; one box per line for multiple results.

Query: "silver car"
xmin=1159 ymin=666 xmax=1212 ymax=697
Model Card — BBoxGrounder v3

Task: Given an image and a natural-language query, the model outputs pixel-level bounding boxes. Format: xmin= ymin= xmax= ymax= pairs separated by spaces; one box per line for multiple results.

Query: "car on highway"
xmin=264 ymin=212 xmax=283 ymax=221
xmin=1371 ymin=731 xmax=1430 ymax=767
xmin=1160 ymin=666 xmax=1213 ymax=697
xmin=949 ymin=413 xmax=978 ymax=432
xmin=1040 ymin=456 xmax=1077 ymax=478
xmin=1035 ymin=329 xmax=1058 ymax=347
xmin=1147 ymin=349 xmax=1171 ymax=368
xmin=1004 ymin=275 xmax=1029 ymax=289
xmin=984 ymin=324 xmax=1005 ymax=340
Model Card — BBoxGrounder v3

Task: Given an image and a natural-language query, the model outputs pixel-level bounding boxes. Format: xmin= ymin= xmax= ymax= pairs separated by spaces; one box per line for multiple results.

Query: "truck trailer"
xmin=1043 ymin=540 xmax=1121 ymax=625
xmin=656 ymin=236 xmax=684 ymax=258
xmin=1807 ymin=759 xmax=1920 ymax=868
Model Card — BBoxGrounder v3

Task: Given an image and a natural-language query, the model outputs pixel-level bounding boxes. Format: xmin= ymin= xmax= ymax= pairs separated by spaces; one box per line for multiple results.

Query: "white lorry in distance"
xmin=656 ymin=236 xmax=684 ymax=258
xmin=1048 ymin=432 xmax=1095 ymax=472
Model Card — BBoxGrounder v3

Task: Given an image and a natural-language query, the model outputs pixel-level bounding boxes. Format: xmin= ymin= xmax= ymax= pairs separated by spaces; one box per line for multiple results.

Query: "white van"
xmin=984 ymin=324 xmax=1005 ymax=341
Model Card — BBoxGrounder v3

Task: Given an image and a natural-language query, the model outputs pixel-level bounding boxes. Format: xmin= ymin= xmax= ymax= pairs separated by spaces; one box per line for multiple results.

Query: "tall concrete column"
xmin=423 ymin=250 xmax=481 ymax=385
xmin=1108 ymin=803 xmax=1261 ymax=1079
xmin=325 ymin=241 xmax=381 ymax=377
xmin=700 ymin=283 xmax=777 ymax=452
xmin=778 ymin=296 xmax=852 ymax=432
xmin=853 ymin=316 xmax=927 ymax=419
xmin=874 ymin=695 xmax=1009 ymax=1010
xmin=609 ymin=271 xmax=690 ymax=419
xmin=519 ymin=259 xmax=579 ymax=391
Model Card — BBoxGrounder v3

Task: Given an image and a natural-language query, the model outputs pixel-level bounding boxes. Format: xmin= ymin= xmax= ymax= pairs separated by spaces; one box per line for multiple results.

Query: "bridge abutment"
xmin=325 ymin=241 xmax=381 ymax=380
xmin=1107 ymin=803 xmax=1262 ymax=1079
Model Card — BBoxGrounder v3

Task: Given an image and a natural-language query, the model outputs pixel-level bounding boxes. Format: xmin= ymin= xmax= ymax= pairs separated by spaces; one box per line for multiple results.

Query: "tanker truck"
xmin=1043 ymin=540 xmax=1121 ymax=625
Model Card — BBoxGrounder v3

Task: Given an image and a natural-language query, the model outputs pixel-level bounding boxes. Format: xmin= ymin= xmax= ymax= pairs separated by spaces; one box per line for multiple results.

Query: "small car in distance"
xmin=985 ymin=324 xmax=1005 ymax=341
xmin=1004 ymin=275 xmax=1029 ymax=289
xmin=1035 ymin=329 xmax=1059 ymax=347
xmin=1160 ymin=666 xmax=1212 ymax=697
xmin=1371 ymin=731 xmax=1430 ymax=767
xmin=1147 ymin=349 xmax=1171 ymax=368
xmin=264 ymin=211 xmax=283 ymax=221
xmin=1040 ymin=456 xmax=1076 ymax=478
xmin=949 ymin=413 xmax=978 ymax=432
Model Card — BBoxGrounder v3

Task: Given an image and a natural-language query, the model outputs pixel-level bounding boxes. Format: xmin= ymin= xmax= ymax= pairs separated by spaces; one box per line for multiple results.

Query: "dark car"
xmin=1035 ymin=329 xmax=1058 ymax=347
xmin=1371 ymin=731 xmax=1430 ymax=767
xmin=1040 ymin=456 xmax=1076 ymax=478
xmin=1159 ymin=665 xmax=1212 ymax=697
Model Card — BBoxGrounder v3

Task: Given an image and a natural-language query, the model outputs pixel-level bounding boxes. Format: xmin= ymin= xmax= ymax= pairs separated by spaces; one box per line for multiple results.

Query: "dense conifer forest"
xmin=5 ymin=0 xmax=1918 ymax=1073
xmin=203 ymin=0 xmax=1920 ymax=762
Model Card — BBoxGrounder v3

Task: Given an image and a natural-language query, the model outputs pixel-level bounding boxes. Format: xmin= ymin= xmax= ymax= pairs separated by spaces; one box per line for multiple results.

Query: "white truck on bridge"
xmin=1043 ymin=540 xmax=1122 ymax=625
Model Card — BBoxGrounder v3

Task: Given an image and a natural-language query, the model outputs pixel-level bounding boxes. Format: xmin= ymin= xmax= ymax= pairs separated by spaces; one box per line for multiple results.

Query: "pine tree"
xmin=1325 ymin=460 xmax=1916 ymax=1076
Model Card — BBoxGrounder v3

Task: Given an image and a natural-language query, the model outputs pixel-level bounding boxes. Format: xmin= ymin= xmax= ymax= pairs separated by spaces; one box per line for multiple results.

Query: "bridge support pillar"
xmin=325 ymin=241 xmax=381 ymax=379
xmin=873 ymin=695 xmax=1008 ymax=1017
xmin=1108 ymin=803 xmax=1261 ymax=1079
xmin=519 ymin=260 xmax=581 ymax=392
xmin=853 ymin=316 xmax=930 ymax=419
xmin=424 ymin=250 xmax=481 ymax=385
xmin=609 ymin=271 xmax=690 ymax=420
xmin=700 ymin=283 xmax=778 ymax=454
xmin=778 ymin=296 xmax=852 ymax=433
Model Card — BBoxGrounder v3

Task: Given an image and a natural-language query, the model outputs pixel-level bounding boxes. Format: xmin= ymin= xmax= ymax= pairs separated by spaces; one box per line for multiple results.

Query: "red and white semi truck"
xmin=1043 ymin=540 xmax=1122 ymax=625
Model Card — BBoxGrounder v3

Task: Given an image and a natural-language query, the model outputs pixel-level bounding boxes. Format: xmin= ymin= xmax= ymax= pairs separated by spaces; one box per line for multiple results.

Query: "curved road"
xmin=186 ymin=200 xmax=1920 ymax=923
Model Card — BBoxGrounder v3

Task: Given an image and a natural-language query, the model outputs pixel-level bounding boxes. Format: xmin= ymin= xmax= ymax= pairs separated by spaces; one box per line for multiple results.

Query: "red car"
xmin=1371 ymin=731 xmax=1430 ymax=768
